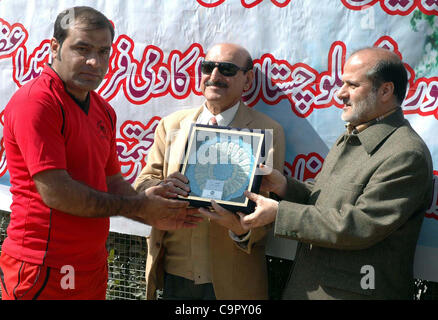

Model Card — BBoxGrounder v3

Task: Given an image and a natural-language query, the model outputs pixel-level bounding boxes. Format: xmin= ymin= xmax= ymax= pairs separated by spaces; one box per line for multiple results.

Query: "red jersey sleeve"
xmin=7 ymin=85 xmax=67 ymax=177
xmin=104 ymin=102 xmax=121 ymax=177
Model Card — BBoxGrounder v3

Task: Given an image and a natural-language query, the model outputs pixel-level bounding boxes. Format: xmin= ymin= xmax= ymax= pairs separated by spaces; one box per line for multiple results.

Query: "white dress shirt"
xmin=196 ymin=102 xmax=240 ymax=126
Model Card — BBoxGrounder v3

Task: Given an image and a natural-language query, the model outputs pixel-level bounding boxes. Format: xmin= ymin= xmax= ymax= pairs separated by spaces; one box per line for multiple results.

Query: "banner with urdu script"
xmin=0 ymin=0 xmax=437 ymax=281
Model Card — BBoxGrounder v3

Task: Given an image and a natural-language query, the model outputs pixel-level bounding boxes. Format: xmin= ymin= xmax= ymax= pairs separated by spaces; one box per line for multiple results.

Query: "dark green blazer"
xmin=275 ymin=108 xmax=433 ymax=299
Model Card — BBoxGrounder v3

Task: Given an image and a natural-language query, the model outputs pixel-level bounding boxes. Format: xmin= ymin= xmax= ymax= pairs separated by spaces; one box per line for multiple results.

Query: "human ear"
xmin=244 ymin=70 xmax=254 ymax=91
xmin=379 ymin=82 xmax=394 ymax=102
xmin=50 ymin=38 xmax=62 ymax=62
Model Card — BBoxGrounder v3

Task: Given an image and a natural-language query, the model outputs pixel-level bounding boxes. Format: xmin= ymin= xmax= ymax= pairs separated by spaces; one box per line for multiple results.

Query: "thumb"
xmin=244 ymin=190 xmax=262 ymax=203
xmin=237 ymin=212 xmax=252 ymax=227
xmin=258 ymin=163 xmax=272 ymax=175
xmin=237 ymin=212 xmax=248 ymax=222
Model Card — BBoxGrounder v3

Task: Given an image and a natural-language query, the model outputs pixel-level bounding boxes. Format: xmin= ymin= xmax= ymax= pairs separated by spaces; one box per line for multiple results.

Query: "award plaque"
xmin=179 ymin=124 xmax=265 ymax=214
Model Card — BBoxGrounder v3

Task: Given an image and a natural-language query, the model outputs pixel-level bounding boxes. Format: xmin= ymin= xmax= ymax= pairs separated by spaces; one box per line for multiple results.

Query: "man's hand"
xmin=32 ymin=169 xmax=201 ymax=230
xmin=198 ymin=200 xmax=249 ymax=236
xmin=236 ymin=191 xmax=279 ymax=229
xmin=259 ymin=164 xmax=287 ymax=198
xmin=135 ymin=183 xmax=202 ymax=230
xmin=159 ymin=172 xmax=191 ymax=197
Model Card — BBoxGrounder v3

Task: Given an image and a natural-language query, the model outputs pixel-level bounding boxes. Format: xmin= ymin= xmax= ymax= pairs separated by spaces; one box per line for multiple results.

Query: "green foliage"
xmin=410 ymin=10 xmax=438 ymax=76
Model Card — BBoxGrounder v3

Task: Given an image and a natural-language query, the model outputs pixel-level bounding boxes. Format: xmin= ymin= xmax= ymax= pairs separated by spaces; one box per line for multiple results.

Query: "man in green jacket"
xmin=235 ymin=47 xmax=434 ymax=299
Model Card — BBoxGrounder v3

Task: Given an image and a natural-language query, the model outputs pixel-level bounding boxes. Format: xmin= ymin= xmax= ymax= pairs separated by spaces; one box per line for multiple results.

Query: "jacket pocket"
xmin=314 ymin=181 xmax=364 ymax=209
xmin=320 ymin=266 xmax=375 ymax=297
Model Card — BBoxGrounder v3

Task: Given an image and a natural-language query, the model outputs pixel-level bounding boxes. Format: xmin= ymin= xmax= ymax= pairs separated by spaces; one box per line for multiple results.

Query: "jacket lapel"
xmin=229 ymin=101 xmax=253 ymax=128
xmin=167 ymin=106 xmax=203 ymax=174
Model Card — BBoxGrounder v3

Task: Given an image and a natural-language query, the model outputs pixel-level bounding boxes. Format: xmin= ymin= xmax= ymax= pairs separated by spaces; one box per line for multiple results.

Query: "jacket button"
xmin=155 ymin=242 xmax=161 ymax=248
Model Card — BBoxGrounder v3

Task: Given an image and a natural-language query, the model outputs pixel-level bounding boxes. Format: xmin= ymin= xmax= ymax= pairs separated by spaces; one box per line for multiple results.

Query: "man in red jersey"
xmin=0 ymin=6 xmax=200 ymax=300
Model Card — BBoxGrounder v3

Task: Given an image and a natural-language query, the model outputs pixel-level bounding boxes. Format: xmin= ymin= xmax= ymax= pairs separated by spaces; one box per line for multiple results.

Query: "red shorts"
xmin=0 ymin=253 xmax=108 ymax=300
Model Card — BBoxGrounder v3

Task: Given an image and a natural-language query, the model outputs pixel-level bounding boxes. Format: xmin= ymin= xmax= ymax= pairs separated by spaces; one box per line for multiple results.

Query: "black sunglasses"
xmin=201 ymin=61 xmax=250 ymax=77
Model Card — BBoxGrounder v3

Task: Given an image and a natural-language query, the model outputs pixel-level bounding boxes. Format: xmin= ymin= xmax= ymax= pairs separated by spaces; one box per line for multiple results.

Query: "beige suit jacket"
xmin=134 ymin=101 xmax=285 ymax=299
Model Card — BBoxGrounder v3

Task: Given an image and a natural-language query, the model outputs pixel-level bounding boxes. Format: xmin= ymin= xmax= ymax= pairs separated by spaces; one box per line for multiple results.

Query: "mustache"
xmin=205 ymin=80 xmax=228 ymax=88
xmin=343 ymin=99 xmax=351 ymax=106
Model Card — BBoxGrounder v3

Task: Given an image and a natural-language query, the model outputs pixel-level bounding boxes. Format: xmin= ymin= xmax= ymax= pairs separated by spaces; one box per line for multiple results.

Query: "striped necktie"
xmin=210 ymin=116 xmax=218 ymax=126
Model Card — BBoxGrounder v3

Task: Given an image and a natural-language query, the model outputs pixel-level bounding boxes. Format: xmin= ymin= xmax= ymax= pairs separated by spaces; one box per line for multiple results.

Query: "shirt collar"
xmin=345 ymin=107 xmax=399 ymax=134
xmin=338 ymin=108 xmax=405 ymax=155
xmin=42 ymin=64 xmax=64 ymax=89
xmin=197 ymin=102 xmax=240 ymax=126
xmin=45 ymin=64 xmax=90 ymax=114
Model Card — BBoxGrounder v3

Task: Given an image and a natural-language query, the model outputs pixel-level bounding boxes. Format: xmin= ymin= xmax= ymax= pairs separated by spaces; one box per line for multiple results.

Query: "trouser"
xmin=0 ymin=252 xmax=108 ymax=300
xmin=163 ymin=272 xmax=216 ymax=300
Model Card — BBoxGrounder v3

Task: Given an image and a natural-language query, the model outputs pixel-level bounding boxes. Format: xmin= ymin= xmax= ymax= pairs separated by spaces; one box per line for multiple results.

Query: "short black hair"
xmin=365 ymin=51 xmax=408 ymax=106
xmin=53 ymin=6 xmax=114 ymax=46
xmin=244 ymin=56 xmax=253 ymax=72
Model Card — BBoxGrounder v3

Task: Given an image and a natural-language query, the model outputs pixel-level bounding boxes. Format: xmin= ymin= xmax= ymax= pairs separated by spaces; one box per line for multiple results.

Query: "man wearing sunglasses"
xmin=135 ymin=43 xmax=285 ymax=300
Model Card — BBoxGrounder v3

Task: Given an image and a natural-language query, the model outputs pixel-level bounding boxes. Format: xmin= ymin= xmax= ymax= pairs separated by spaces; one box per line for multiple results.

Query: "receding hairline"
xmin=205 ymin=43 xmax=253 ymax=71
xmin=349 ymin=47 xmax=401 ymax=67
xmin=207 ymin=43 xmax=251 ymax=61
xmin=54 ymin=6 xmax=114 ymax=45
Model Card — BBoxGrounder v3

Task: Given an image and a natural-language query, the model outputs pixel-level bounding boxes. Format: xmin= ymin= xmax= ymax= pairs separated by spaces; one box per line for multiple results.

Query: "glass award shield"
xmin=179 ymin=124 xmax=265 ymax=213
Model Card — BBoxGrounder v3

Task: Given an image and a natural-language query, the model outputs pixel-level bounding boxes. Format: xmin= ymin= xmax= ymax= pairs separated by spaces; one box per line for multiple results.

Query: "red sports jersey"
xmin=2 ymin=65 xmax=121 ymax=271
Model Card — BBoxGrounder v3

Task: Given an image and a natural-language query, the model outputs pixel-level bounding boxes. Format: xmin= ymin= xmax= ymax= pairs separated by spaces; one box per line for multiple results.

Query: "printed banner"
xmin=0 ymin=0 xmax=437 ymax=281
